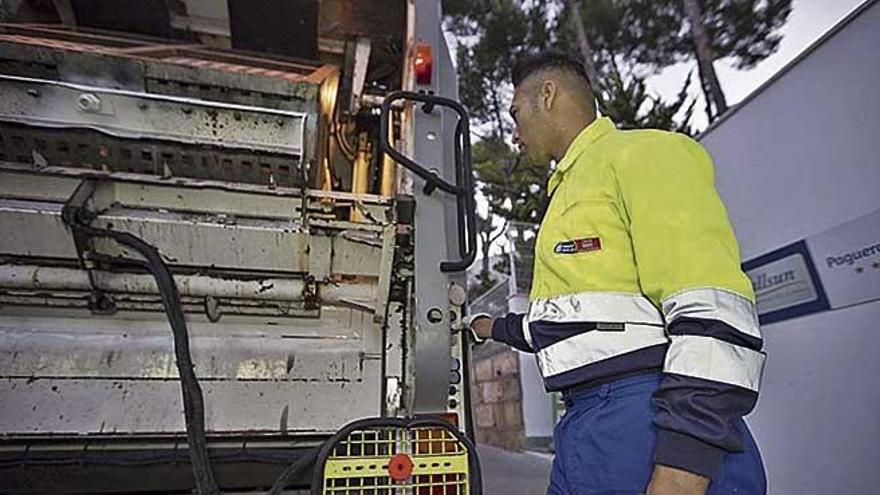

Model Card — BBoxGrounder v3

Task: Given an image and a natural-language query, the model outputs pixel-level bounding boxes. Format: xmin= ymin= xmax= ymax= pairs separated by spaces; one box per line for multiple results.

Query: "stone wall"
xmin=470 ymin=344 xmax=524 ymax=451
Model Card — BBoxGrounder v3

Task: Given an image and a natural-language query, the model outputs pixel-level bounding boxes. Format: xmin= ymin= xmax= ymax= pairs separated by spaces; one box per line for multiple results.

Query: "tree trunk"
xmin=682 ymin=0 xmax=728 ymax=120
xmin=480 ymin=236 xmax=491 ymax=284
xmin=477 ymin=216 xmax=493 ymax=287
xmin=490 ymin=88 xmax=507 ymax=143
xmin=567 ymin=0 xmax=600 ymax=90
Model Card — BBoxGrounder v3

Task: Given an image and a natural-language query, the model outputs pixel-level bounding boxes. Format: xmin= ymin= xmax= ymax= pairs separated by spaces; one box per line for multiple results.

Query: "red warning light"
xmin=414 ymin=43 xmax=433 ymax=86
xmin=388 ymin=453 xmax=414 ymax=482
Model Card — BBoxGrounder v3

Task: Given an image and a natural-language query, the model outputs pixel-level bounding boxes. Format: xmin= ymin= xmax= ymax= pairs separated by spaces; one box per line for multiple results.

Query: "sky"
xmin=649 ymin=0 xmax=869 ymax=131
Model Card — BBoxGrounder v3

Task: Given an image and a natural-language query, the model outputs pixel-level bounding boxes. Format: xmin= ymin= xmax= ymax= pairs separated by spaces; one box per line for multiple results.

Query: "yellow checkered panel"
xmin=321 ymin=425 xmax=471 ymax=494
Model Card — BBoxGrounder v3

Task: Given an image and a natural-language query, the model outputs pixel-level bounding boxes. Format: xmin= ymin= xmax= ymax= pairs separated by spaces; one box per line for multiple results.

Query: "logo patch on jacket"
xmin=554 ymin=237 xmax=602 ymax=254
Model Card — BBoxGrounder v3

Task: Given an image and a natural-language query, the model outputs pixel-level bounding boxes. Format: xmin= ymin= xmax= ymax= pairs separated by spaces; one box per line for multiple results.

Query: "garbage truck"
xmin=0 ymin=1 xmax=480 ymax=493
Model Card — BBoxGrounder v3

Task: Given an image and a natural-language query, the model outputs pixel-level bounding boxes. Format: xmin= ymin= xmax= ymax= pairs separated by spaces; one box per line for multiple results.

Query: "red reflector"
xmin=388 ymin=453 xmax=414 ymax=481
xmin=414 ymin=43 xmax=433 ymax=85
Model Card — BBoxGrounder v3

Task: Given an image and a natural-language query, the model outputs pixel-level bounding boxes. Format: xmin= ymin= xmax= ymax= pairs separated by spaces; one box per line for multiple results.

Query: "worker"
xmin=467 ymin=52 xmax=767 ymax=495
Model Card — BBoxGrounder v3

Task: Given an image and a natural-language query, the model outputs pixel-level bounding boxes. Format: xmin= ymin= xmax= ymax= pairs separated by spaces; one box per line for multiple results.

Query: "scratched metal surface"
xmin=0 ymin=307 xmax=384 ymax=435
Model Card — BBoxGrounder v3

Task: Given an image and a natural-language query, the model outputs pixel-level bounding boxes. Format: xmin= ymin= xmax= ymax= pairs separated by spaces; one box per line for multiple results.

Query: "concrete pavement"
xmin=478 ymin=445 xmax=553 ymax=494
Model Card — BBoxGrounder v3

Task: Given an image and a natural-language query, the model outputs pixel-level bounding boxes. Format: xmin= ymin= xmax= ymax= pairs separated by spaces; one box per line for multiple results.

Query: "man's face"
xmin=510 ymin=82 xmax=551 ymax=165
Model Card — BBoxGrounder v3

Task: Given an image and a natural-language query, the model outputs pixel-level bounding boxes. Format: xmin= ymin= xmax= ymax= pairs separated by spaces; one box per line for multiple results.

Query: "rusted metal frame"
xmin=0 ymin=23 xmax=330 ymax=82
xmin=156 ymin=56 xmax=310 ymax=83
xmin=0 ymin=33 xmax=117 ymax=54
xmin=372 ymin=223 xmax=398 ymax=325
xmin=305 ymin=64 xmax=341 ymax=84
xmin=0 ymin=162 xmax=389 ymax=204
xmin=182 ymin=47 xmax=323 ymax=74
xmin=0 ymin=23 xmax=144 ymax=48
xmin=0 ymin=265 xmax=376 ymax=304
xmin=0 ymin=294 xmax=319 ymax=318
xmin=112 ymin=43 xmax=200 ymax=56
xmin=0 ymin=165 xmax=391 ymax=238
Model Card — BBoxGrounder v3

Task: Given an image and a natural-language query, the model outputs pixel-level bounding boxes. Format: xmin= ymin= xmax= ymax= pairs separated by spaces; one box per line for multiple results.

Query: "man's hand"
xmin=646 ymin=465 xmax=709 ymax=495
xmin=468 ymin=315 xmax=494 ymax=341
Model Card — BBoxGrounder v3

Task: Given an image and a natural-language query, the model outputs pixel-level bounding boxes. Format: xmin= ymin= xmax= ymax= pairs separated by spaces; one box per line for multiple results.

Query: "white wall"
xmin=700 ymin=2 xmax=880 ymax=492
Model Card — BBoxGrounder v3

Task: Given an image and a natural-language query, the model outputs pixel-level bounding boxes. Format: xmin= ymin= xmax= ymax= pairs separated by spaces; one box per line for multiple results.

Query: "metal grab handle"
xmin=379 ymin=91 xmax=477 ymax=273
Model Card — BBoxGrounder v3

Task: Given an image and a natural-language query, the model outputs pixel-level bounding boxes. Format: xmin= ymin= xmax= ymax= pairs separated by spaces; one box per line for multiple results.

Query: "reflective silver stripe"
xmin=664 ymin=335 xmax=765 ymax=392
xmin=661 ymin=288 xmax=761 ymax=339
xmin=536 ymin=324 xmax=668 ymax=377
xmin=529 ymin=292 xmax=663 ymax=325
xmin=521 ymin=314 xmax=535 ymax=351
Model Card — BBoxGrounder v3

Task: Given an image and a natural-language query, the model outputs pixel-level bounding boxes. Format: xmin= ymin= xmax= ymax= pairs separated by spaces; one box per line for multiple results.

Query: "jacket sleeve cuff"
xmin=490 ymin=313 xmax=533 ymax=353
xmin=654 ymin=429 xmax=725 ymax=479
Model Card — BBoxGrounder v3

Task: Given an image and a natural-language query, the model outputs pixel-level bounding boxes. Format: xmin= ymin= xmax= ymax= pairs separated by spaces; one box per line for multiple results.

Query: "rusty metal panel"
xmin=331 ymin=234 xmax=383 ymax=277
xmin=0 ymin=325 xmax=364 ymax=381
xmin=0 ymin=307 xmax=381 ymax=347
xmin=92 ymin=208 xmax=311 ymax=272
xmin=91 ymin=179 xmax=306 ymax=220
xmin=0 ymin=122 xmax=304 ymax=187
xmin=0 ymin=199 xmax=76 ymax=258
xmin=0 ymin=74 xmax=308 ymax=156
xmin=0 ymin=199 xmax=313 ymax=272
xmin=0 ymin=265 xmax=376 ymax=304
xmin=0 ymin=309 xmax=383 ymax=435
xmin=0 ymin=33 xmax=323 ymax=109
xmin=0 ymin=169 xmax=79 ymax=201
xmin=142 ymin=60 xmax=319 ymax=107
xmin=0 ymin=374 xmax=381 ymax=435
xmin=372 ymin=223 xmax=397 ymax=323
xmin=0 ymin=166 xmax=393 ymax=221
xmin=308 ymin=234 xmax=332 ymax=280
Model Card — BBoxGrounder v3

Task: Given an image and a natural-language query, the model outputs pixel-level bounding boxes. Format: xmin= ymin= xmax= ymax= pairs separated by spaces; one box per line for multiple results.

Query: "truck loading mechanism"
xmin=0 ymin=1 xmax=483 ymax=493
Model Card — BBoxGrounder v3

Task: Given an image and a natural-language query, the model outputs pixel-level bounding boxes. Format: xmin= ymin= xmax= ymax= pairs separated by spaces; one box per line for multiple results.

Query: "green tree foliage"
xmin=598 ymin=62 xmax=696 ymax=134
xmin=556 ymin=0 xmax=696 ymax=132
xmin=445 ymin=0 xmax=553 ymax=142
xmin=470 ymin=136 xmax=548 ymax=293
xmin=577 ymin=0 xmax=793 ymax=120
xmin=615 ymin=0 xmax=793 ymax=70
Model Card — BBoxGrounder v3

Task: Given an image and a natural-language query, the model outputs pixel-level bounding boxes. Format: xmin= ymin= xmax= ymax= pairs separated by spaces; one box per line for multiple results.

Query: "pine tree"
xmin=558 ymin=0 xmax=696 ymax=133
xmin=592 ymin=0 xmax=793 ymax=121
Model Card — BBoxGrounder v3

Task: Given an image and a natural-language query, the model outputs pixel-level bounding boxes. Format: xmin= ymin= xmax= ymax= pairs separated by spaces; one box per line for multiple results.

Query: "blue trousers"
xmin=547 ymin=373 xmax=766 ymax=495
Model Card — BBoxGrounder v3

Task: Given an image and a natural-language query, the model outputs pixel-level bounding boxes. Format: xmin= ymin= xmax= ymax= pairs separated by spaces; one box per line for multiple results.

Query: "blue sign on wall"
xmin=743 ymin=240 xmax=830 ymax=324
xmin=742 ymin=209 xmax=880 ymax=325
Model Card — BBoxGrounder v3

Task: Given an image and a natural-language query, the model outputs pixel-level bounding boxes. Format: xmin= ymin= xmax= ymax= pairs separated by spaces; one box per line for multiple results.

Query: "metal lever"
xmin=379 ymin=91 xmax=477 ymax=273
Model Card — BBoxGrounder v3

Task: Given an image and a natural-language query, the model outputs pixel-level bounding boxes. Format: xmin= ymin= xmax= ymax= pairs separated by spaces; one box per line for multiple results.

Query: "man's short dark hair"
xmin=512 ymin=51 xmax=593 ymax=91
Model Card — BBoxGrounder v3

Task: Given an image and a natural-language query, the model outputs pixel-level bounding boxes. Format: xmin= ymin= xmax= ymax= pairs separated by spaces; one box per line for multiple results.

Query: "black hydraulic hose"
xmin=62 ymin=181 xmax=220 ymax=495
xmin=266 ymin=448 xmax=319 ymax=495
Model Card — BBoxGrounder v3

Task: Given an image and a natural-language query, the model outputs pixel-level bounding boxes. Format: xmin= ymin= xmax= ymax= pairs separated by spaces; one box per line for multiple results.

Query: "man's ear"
xmin=540 ymin=80 xmax=558 ymax=111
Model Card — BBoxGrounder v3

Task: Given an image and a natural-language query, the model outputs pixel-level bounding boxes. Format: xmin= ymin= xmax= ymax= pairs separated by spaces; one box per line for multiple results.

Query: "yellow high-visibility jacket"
xmin=491 ymin=117 xmax=766 ymax=477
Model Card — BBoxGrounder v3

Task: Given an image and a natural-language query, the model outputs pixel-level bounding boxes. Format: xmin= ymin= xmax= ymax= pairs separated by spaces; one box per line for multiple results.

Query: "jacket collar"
xmin=547 ymin=116 xmax=616 ymax=195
